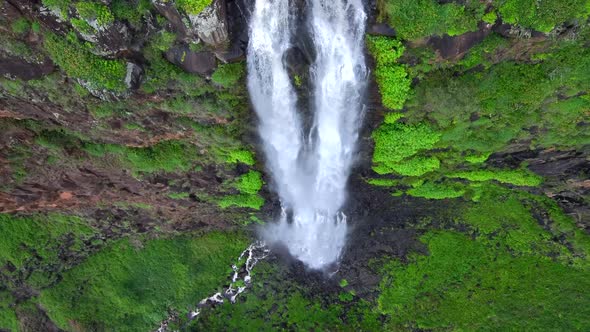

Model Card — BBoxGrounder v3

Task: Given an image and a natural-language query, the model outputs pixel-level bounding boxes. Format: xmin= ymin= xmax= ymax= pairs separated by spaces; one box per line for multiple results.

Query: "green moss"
xmin=448 ymin=168 xmax=543 ymax=187
xmin=482 ymin=10 xmax=498 ymax=24
xmin=366 ymin=178 xmax=400 ymax=187
xmin=211 ymin=63 xmax=245 ymax=88
xmin=111 ymin=0 xmax=152 ymax=25
xmin=381 ymin=0 xmax=485 ymax=40
xmin=40 ymin=232 xmax=248 ymax=331
xmin=381 ymin=156 xmax=440 ymax=177
xmin=168 ymin=192 xmax=190 ymax=199
xmin=11 ymin=18 xmax=30 ymax=35
xmin=41 ymin=0 xmax=71 ymax=17
xmin=378 ymin=231 xmax=590 ymax=330
xmin=75 ymin=2 xmax=114 ymax=26
xmin=464 ymin=153 xmax=490 ymax=164
xmin=218 ymin=194 xmax=264 ymax=210
xmin=234 ymin=171 xmax=263 ymax=194
xmin=176 ymin=0 xmax=212 ymax=15
xmin=195 ymin=262 xmax=381 ymax=331
xmin=71 ymin=18 xmax=95 ymax=35
xmin=225 ymin=149 xmax=255 ymax=165
xmin=0 ymin=306 xmax=18 ymax=332
xmin=0 ymin=213 xmax=95 ymax=270
xmin=406 ymin=181 xmax=466 ymax=200
xmin=44 ymin=33 xmax=127 ymax=92
xmin=84 ymin=140 xmax=198 ymax=174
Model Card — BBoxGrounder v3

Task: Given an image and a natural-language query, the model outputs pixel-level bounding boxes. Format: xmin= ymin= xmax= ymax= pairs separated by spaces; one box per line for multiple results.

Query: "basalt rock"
xmin=165 ymin=44 xmax=217 ymax=75
xmin=188 ymin=0 xmax=229 ymax=48
xmin=0 ymin=55 xmax=54 ymax=80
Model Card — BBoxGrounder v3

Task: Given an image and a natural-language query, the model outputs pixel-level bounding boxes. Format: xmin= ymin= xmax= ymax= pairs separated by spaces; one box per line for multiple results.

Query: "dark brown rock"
xmin=165 ymin=45 xmax=217 ymax=75
xmin=367 ymin=22 xmax=396 ymax=37
xmin=0 ymin=56 xmax=54 ymax=80
xmin=427 ymin=24 xmax=492 ymax=60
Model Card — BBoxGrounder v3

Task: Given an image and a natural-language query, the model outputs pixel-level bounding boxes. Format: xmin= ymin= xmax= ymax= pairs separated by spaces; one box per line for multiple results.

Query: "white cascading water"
xmin=248 ymin=0 xmax=367 ymax=270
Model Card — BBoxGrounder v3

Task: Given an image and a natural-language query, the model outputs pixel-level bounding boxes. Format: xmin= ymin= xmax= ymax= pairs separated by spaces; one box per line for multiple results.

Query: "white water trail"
xmin=248 ymin=0 xmax=367 ymax=270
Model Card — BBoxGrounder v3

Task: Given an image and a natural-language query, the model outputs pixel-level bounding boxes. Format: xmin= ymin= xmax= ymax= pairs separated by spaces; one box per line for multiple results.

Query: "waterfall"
xmin=248 ymin=0 xmax=367 ymax=270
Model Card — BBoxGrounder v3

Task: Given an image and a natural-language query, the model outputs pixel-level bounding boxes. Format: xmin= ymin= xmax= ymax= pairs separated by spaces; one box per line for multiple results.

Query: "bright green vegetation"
xmin=496 ymin=0 xmax=590 ymax=32
xmin=176 ymin=0 xmax=212 ymax=15
xmin=44 ymin=33 xmax=127 ymax=92
xmin=366 ymin=36 xmax=411 ymax=110
xmin=372 ymin=122 xmax=441 ymax=175
xmin=406 ymin=181 xmax=465 ymax=200
xmin=219 ymin=171 xmax=264 ymax=210
xmin=75 ymin=2 xmax=114 ymax=26
xmin=111 ymin=0 xmax=152 ymax=26
xmin=211 ymin=63 xmax=245 ymax=88
xmin=225 ymin=149 xmax=255 ymax=165
xmin=40 ymin=232 xmax=248 ymax=331
xmin=449 ymin=169 xmax=543 ymax=187
xmin=41 ymin=0 xmax=71 ymax=17
xmin=378 ymin=230 xmax=590 ymax=330
xmin=0 ymin=213 xmax=95 ymax=270
xmin=193 ymin=262 xmax=381 ymax=331
xmin=0 ymin=306 xmax=18 ymax=332
xmin=379 ymin=0 xmax=485 ymax=40
xmin=84 ymin=140 xmax=199 ymax=174
xmin=168 ymin=192 xmax=190 ymax=199
xmin=234 ymin=170 xmax=263 ymax=194
xmin=11 ymin=18 xmax=30 ymax=35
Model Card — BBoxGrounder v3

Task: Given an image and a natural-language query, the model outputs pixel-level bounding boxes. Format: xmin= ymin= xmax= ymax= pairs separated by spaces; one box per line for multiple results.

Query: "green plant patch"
xmin=406 ymin=181 xmax=466 ymax=200
xmin=40 ymin=232 xmax=248 ymax=331
xmin=218 ymin=194 xmax=264 ymax=210
xmin=211 ymin=63 xmax=245 ymax=88
xmin=75 ymin=2 xmax=114 ymax=26
xmin=378 ymin=230 xmax=590 ymax=330
xmin=11 ymin=18 xmax=30 ymax=35
xmin=44 ymin=33 xmax=127 ymax=92
xmin=448 ymin=168 xmax=543 ymax=187
xmin=497 ymin=0 xmax=590 ymax=33
xmin=234 ymin=170 xmax=263 ymax=194
xmin=176 ymin=0 xmax=212 ymax=15
xmin=0 ymin=213 xmax=95 ymax=270
xmin=381 ymin=0 xmax=485 ymax=40
xmin=372 ymin=122 xmax=441 ymax=173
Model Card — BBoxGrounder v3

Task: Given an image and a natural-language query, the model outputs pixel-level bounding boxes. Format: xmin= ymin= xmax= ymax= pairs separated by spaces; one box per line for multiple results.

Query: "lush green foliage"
xmin=176 ymin=0 xmax=212 ymax=15
xmin=496 ymin=0 xmax=590 ymax=32
xmin=40 ymin=232 xmax=248 ymax=331
xmin=234 ymin=170 xmax=263 ymax=194
xmin=449 ymin=169 xmax=543 ymax=187
xmin=366 ymin=36 xmax=411 ymax=110
xmin=406 ymin=181 xmax=465 ymax=200
xmin=218 ymin=194 xmax=265 ymax=210
xmin=211 ymin=63 xmax=245 ymax=88
xmin=0 ymin=213 xmax=94 ymax=270
xmin=381 ymin=0 xmax=485 ymax=40
xmin=372 ymin=122 xmax=441 ymax=174
xmin=378 ymin=230 xmax=590 ymax=330
xmin=225 ymin=149 xmax=255 ymax=165
xmin=44 ymin=33 xmax=127 ymax=92
xmin=75 ymin=2 xmax=114 ymax=26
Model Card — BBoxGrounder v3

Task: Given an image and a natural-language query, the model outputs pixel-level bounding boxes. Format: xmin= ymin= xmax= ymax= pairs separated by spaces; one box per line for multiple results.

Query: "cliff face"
xmin=0 ymin=0 xmax=589 ymax=331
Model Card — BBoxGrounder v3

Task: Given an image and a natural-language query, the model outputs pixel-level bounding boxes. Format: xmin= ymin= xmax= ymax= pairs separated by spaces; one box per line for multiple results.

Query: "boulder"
xmin=0 ymin=56 xmax=54 ymax=80
xmin=165 ymin=44 xmax=217 ymax=75
xmin=189 ymin=0 xmax=229 ymax=47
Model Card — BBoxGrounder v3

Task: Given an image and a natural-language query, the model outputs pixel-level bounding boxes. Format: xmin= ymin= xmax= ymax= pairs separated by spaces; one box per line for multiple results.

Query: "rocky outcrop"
xmin=0 ymin=55 xmax=54 ymax=80
xmin=165 ymin=45 xmax=217 ymax=75
xmin=189 ymin=0 xmax=229 ymax=48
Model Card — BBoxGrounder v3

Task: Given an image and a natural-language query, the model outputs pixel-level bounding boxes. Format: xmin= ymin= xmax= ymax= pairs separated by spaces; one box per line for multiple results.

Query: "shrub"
xmin=11 ymin=18 xmax=30 ymax=35
xmin=211 ymin=63 xmax=245 ymax=88
xmin=366 ymin=35 xmax=411 ymax=110
xmin=75 ymin=2 xmax=114 ymax=26
xmin=176 ymin=0 xmax=212 ymax=15
xmin=218 ymin=194 xmax=264 ymax=210
xmin=234 ymin=171 xmax=263 ymax=194
xmin=498 ymin=0 xmax=589 ymax=33
xmin=382 ymin=0 xmax=484 ymax=40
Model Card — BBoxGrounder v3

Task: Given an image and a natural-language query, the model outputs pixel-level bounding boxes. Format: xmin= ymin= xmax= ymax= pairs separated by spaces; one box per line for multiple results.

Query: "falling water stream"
xmin=249 ymin=0 xmax=367 ymax=269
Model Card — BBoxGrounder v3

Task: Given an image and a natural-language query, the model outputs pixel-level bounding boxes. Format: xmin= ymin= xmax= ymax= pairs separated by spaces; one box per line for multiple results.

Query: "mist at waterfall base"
xmin=247 ymin=0 xmax=367 ymax=270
